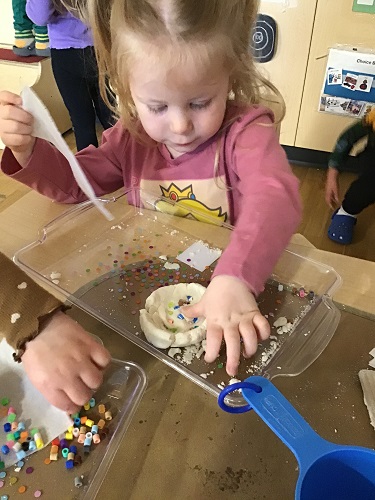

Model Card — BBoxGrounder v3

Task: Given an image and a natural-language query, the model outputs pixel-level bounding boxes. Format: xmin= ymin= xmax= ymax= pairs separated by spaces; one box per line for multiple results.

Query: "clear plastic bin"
xmin=14 ymin=189 xmax=341 ymax=406
xmin=0 ymin=359 xmax=147 ymax=499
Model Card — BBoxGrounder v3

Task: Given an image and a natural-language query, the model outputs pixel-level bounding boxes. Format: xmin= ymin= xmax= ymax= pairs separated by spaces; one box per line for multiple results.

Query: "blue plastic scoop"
xmin=218 ymin=376 xmax=375 ymax=500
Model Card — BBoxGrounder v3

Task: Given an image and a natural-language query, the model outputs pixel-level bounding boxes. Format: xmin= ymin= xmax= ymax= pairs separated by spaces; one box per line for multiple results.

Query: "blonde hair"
xmin=60 ymin=0 xmax=284 ymax=138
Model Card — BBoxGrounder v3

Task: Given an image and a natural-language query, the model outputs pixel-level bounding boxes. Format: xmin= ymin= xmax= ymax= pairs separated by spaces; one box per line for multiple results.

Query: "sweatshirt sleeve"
xmin=26 ymin=0 xmax=55 ymax=26
xmin=0 ymin=122 xmax=128 ymax=204
xmin=0 ymin=252 xmax=63 ymax=355
xmin=212 ymin=111 xmax=302 ymax=296
xmin=328 ymin=121 xmax=369 ymax=171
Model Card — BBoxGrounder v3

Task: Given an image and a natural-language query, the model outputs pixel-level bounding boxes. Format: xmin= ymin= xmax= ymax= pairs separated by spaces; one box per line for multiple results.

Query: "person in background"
xmin=12 ymin=0 xmax=50 ymax=57
xmin=26 ymin=0 xmax=114 ymax=150
xmin=0 ymin=0 xmax=301 ymax=377
xmin=326 ymin=108 xmax=375 ymax=244
xmin=0 ymin=251 xmax=111 ymax=413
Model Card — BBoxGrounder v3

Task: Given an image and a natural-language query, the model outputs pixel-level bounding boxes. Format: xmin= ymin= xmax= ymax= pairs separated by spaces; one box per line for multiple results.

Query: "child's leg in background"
xmin=342 ymin=162 xmax=375 ymax=215
xmin=51 ymin=48 xmax=100 ymax=150
xmin=84 ymin=47 xmax=115 ymax=130
xmin=12 ymin=0 xmax=35 ymax=55
xmin=12 ymin=0 xmax=50 ymax=57
xmin=33 ymin=25 xmax=50 ymax=57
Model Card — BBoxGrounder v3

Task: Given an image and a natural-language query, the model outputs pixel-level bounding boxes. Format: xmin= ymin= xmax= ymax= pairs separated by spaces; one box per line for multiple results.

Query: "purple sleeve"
xmin=0 ymin=122 xmax=128 ymax=203
xmin=212 ymin=114 xmax=302 ymax=296
xmin=26 ymin=0 xmax=56 ymax=26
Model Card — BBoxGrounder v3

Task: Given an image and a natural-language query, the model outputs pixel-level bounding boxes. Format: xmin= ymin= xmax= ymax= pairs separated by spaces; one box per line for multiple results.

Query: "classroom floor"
xmin=1 ymin=130 xmax=375 ymax=262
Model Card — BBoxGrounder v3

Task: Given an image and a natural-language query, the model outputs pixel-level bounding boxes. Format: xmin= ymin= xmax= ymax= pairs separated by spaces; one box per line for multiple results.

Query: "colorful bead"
xmin=16 ymin=450 xmax=26 ymax=460
xmin=74 ymin=476 xmax=83 ymax=488
xmin=12 ymin=442 xmax=21 ymax=452
xmin=85 ymin=419 xmax=94 ymax=428
xmin=98 ymin=404 xmax=106 ymax=414
xmin=91 ymin=425 xmax=99 ymax=435
xmin=7 ymin=413 xmax=16 ymax=423
xmin=61 ymin=448 xmax=69 ymax=458
xmin=89 ymin=398 xmax=96 ymax=408
xmin=104 ymin=411 xmax=112 ymax=421
xmin=3 ymin=424 xmax=10 ymax=433
xmin=97 ymin=419 xmax=105 ymax=429
xmin=1 ymin=446 xmax=9 ymax=455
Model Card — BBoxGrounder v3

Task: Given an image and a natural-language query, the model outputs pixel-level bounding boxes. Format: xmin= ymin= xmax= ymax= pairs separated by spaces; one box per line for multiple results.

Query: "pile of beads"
xmin=46 ymin=397 xmax=112 ymax=475
xmin=0 ymin=397 xmax=44 ymax=468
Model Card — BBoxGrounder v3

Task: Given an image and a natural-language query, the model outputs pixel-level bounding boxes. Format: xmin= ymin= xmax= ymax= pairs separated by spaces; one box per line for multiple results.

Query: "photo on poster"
xmin=347 ymin=100 xmax=366 ymax=115
xmin=319 ymin=95 xmax=367 ymax=117
xmin=342 ymin=72 xmax=358 ymax=90
xmin=355 ymin=74 xmax=373 ymax=92
xmin=327 ymin=68 xmax=343 ymax=85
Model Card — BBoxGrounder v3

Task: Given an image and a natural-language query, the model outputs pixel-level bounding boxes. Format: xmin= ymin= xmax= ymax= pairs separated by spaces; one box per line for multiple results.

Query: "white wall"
xmin=0 ymin=0 xmax=16 ymax=45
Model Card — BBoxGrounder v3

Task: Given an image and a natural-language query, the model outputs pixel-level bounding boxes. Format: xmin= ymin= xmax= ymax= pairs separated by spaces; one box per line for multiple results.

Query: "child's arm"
xmin=0 ymin=90 xmax=125 ymax=203
xmin=328 ymin=121 xmax=369 ymax=171
xmin=185 ymin=110 xmax=301 ymax=376
xmin=26 ymin=0 xmax=56 ymax=27
xmin=0 ymin=251 xmax=111 ymax=413
xmin=325 ymin=120 xmax=369 ymax=209
xmin=325 ymin=167 xmax=339 ymax=209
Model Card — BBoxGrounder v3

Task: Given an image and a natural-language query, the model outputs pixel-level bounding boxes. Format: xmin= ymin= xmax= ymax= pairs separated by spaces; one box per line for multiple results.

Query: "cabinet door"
xmin=258 ymin=0 xmax=317 ymax=146
xmin=296 ymin=0 xmax=375 ymax=152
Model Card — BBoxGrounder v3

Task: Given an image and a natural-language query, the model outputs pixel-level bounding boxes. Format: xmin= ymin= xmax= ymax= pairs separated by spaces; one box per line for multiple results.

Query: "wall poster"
xmin=319 ymin=47 xmax=375 ymax=118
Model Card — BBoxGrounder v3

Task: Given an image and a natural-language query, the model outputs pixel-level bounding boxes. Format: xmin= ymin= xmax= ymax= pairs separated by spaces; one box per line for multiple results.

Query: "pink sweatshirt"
xmin=1 ymin=105 xmax=301 ymax=295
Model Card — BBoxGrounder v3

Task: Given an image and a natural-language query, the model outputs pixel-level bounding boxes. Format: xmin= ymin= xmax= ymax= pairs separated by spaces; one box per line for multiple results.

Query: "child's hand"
xmin=21 ymin=311 xmax=111 ymax=414
xmin=0 ymin=90 xmax=36 ymax=165
xmin=325 ymin=167 xmax=340 ymax=209
xmin=182 ymin=275 xmax=270 ymax=376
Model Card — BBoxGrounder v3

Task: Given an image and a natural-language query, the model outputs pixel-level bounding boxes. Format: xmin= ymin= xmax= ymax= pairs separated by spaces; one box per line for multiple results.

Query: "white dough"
xmin=139 ymin=283 xmax=207 ymax=349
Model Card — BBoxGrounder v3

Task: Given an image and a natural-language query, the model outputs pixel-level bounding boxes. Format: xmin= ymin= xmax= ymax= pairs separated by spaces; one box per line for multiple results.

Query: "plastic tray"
xmin=14 ymin=189 xmax=342 ymax=406
xmin=0 ymin=359 xmax=147 ymax=499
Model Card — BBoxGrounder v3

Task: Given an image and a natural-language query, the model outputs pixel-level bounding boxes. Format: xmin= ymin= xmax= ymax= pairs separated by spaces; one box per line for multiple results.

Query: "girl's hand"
xmin=182 ymin=275 xmax=270 ymax=376
xmin=325 ymin=167 xmax=340 ymax=209
xmin=22 ymin=311 xmax=111 ymax=414
xmin=0 ymin=90 xmax=36 ymax=166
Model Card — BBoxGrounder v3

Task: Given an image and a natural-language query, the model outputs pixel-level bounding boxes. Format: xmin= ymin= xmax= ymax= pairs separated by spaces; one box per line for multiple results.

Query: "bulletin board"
xmin=319 ymin=47 xmax=375 ymax=118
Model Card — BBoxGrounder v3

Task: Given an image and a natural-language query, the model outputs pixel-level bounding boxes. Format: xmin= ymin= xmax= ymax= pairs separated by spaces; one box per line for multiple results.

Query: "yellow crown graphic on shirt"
xmin=156 ymin=182 xmax=227 ymax=224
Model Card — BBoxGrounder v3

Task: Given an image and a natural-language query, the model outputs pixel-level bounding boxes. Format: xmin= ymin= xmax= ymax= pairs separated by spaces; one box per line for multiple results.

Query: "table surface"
xmin=1 ymin=182 xmax=375 ymax=499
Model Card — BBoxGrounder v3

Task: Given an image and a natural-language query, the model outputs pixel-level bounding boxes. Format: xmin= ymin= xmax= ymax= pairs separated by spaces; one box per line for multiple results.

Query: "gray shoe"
xmin=13 ymin=40 xmax=36 ymax=57
xmin=35 ymin=47 xmax=51 ymax=57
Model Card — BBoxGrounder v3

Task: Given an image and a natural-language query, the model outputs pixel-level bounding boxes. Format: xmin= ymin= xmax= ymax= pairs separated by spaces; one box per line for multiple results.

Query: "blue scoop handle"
xmin=226 ymin=376 xmax=335 ymax=471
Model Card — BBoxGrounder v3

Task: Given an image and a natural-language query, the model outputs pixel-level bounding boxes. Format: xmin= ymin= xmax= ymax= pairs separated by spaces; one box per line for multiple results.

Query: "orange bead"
xmin=18 ymin=485 xmax=27 ymax=493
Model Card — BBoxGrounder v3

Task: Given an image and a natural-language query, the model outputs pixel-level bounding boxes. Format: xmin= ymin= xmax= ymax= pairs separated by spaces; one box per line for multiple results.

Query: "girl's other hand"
xmin=182 ymin=275 xmax=270 ymax=376
xmin=0 ymin=90 xmax=36 ymax=165
xmin=22 ymin=311 xmax=111 ymax=414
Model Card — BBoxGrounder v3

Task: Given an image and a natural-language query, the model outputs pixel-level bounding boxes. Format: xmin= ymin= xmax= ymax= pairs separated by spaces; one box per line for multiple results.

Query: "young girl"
xmin=0 ymin=251 xmax=110 ymax=413
xmin=25 ymin=0 xmax=114 ymax=150
xmin=0 ymin=0 xmax=301 ymax=378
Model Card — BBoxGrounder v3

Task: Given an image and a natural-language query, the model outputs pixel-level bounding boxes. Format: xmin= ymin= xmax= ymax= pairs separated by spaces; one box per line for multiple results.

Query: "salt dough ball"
xmin=139 ymin=283 xmax=207 ymax=349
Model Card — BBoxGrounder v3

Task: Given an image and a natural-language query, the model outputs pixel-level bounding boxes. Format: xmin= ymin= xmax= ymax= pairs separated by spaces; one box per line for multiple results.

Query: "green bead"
xmin=7 ymin=413 xmax=16 ymax=423
xmin=1 ymin=398 xmax=9 ymax=406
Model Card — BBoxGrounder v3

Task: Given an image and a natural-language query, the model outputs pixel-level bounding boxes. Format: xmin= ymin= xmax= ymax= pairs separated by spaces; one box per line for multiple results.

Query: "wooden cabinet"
xmin=260 ymin=0 xmax=375 ymax=153
xmin=258 ymin=0 xmax=317 ymax=147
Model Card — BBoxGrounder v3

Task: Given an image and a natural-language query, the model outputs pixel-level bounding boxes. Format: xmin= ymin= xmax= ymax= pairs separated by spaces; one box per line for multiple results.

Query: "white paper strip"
xmin=21 ymin=87 xmax=113 ymax=220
